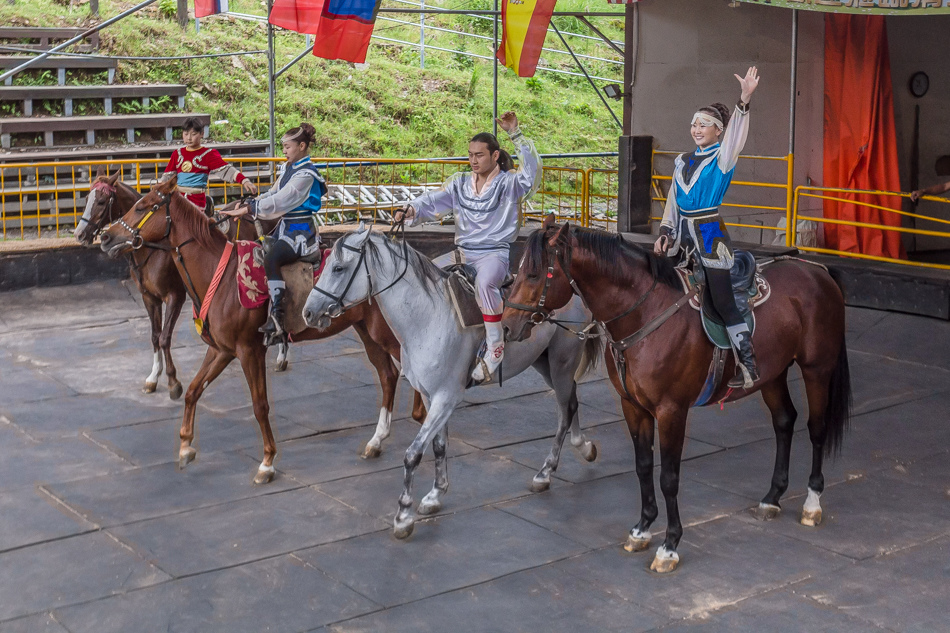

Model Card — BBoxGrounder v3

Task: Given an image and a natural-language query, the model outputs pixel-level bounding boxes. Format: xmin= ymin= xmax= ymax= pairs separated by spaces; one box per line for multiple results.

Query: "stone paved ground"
xmin=0 ymin=279 xmax=948 ymax=633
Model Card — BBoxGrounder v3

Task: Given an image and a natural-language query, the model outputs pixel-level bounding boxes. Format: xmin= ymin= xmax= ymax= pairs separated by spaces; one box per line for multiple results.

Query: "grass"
xmin=0 ymin=0 xmax=625 ymax=167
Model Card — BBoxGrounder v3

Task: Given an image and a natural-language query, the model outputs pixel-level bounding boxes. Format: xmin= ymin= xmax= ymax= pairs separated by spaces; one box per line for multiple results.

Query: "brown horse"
xmin=99 ymin=176 xmax=422 ymax=484
xmin=502 ymin=215 xmax=851 ymax=573
xmin=75 ymin=169 xmax=186 ymax=399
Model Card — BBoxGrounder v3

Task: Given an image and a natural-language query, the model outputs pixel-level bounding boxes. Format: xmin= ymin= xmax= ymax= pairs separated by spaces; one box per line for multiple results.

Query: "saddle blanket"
xmin=236 ymin=241 xmax=330 ymax=310
xmin=674 ymin=265 xmax=771 ymax=350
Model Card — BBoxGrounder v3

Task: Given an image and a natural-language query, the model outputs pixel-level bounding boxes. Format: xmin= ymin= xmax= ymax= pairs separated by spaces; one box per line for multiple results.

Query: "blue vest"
xmin=281 ymin=157 xmax=327 ymax=220
xmin=673 ymin=143 xmax=736 ymax=216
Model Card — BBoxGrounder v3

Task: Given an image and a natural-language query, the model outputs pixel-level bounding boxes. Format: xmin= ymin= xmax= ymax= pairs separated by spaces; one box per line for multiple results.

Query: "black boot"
xmin=728 ymin=330 xmax=760 ymax=389
xmin=259 ymin=288 xmax=286 ymax=345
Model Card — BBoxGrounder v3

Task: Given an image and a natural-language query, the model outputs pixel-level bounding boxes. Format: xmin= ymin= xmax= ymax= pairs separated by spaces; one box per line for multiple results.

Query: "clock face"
xmin=911 ymin=71 xmax=929 ymax=98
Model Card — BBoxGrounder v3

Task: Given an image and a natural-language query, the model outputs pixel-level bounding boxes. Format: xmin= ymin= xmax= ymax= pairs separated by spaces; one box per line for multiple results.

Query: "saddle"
xmin=235 ymin=241 xmax=330 ymax=336
xmin=675 ymin=250 xmax=771 ymax=350
xmin=444 ymin=263 xmax=484 ymax=329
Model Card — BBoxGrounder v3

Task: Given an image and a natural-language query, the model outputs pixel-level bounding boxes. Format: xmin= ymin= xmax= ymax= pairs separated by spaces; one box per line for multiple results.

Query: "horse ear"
xmin=94 ymin=166 xmax=106 ymax=180
xmin=107 ymin=170 xmax=120 ymax=186
xmin=159 ymin=173 xmax=178 ymax=193
xmin=542 ymin=213 xmax=556 ymax=229
xmin=547 ymin=220 xmax=571 ymax=247
xmin=357 ymin=221 xmax=366 ymax=233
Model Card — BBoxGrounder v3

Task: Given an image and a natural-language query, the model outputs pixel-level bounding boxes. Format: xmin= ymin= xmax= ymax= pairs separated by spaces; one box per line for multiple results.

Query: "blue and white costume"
xmin=249 ymin=156 xmax=327 ymax=257
xmin=661 ymin=102 xmax=750 ymax=270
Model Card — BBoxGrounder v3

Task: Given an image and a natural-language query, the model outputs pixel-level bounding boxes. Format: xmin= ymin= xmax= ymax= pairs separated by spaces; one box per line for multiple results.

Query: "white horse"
xmin=303 ymin=226 xmax=602 ymax=538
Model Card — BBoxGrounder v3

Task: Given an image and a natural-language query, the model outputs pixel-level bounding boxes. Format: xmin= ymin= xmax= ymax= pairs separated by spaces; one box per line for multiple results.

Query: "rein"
xmin=312 ymin=221 xmax=411 ymax=319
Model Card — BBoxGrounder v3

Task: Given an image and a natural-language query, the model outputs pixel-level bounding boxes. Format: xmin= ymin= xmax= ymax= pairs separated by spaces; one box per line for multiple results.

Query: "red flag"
xmin=497 ymin=0 xmax=556 ymax=78
xmin=194 ymin=0 xmax=228 ymax=18
xmin=269 ymin=0 xmax=325 ymax=33
xmin=312 ymin=0 xmax=382 ymax=63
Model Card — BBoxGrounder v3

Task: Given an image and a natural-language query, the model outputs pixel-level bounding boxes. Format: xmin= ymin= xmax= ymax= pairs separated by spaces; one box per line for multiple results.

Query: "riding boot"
xmin=260 ymin=280 xmax=286 ymax=344
xmin=727 ymin=324 xmax=759 ymax=389
xmin=471 ymin=318 xmax=505 ymax=384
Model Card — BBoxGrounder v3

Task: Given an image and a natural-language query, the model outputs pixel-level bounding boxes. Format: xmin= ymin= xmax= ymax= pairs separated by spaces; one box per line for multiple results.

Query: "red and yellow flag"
xmin=496 ymin=0 xmax=556 ymax=78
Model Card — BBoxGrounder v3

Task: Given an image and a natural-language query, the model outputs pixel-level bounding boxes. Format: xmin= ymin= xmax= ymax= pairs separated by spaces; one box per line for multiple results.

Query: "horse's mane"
xmin=524 ymin=224 xmax=682 ymax=291
xmin=333 ymin=229 xmax=446 ymax=297
xmin=150 ymin=184 xmax=221 ymax=250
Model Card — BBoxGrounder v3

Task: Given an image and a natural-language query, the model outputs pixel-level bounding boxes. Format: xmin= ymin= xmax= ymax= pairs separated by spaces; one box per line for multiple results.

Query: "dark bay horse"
xmin=99 ymin=176 xmax=423 ymax=484
xmin=502 ymin=216 xmax=851 ymax=573
xmin=75 ymin=169 xmax=186 ymax=399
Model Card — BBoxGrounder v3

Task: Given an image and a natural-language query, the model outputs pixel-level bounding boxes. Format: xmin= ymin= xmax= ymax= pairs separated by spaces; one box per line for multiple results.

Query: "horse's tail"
xmin=575 ymin=325 xmax=605 ymax=382
xmin=824 ymin=266 xmax=852 ymax=458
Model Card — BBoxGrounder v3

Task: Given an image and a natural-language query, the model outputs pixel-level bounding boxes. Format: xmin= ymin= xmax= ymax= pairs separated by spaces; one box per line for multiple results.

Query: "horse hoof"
xmin=624 ymin=532 xmax=652 ymax=553
xmin=393 ymin=518 xmax=415 ymax=540
xmin=169 ymin=383 xmax=183 ymax=401
xmin=530 ymin=476 xmax=551 ymax=493
xmin=361 ymin=444 xmax=381 ymax=460
xmin=253 ymin=465 xmax=276 ymax=485
xmin=754 ymin=503 xmax=781 ymax=521
xmin=143 ymin=382 xmax=157 ymax=394
xmin=801 ymin=508 xmax=822 ymax=527
xmin=178 ymin=447 xmax=197 ymax=469
xmin=275 ymin=359 xmax=288 ymax=373
xmin=581 ymin=441 xmax=598 ymax=463
xmin=417 ymin=499 xmax=441 ymax=516
xmin=649 ymin=547 xmax=680 ymax=574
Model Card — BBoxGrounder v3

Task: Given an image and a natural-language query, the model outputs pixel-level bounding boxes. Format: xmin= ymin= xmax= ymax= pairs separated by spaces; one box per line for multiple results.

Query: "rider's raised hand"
xmin=496 ymin=111 xmax=519 ymax=134
xmin=735 ymin=66 xmax=760 ymax=103
xmin=242 ymin=180 xmax=258 ymax=195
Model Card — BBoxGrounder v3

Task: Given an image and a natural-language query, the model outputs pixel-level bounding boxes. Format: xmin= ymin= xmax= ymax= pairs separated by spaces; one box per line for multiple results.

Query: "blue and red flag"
xmin=194 ymin=0 xmax=228 ymax=18
xmin=269 ymin=0 xmax=382 ymax=64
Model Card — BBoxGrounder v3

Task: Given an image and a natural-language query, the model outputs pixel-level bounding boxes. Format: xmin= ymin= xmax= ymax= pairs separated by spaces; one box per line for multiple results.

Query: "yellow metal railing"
xmin=791 ymin=185 xmax=950 ymax=271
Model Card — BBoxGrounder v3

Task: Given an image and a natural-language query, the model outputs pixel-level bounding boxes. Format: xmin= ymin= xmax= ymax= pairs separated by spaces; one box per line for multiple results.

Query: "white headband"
xmin=281 ymin=127 xmax=307 ymax=143
xmin=692 ymin=111 xmax=723 ymax=131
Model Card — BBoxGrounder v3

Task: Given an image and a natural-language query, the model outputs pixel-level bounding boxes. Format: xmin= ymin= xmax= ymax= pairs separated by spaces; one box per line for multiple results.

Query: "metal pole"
xmin=90 ymin=0 xmax=99 ymax=18
xmin=420 ymin=0 xmax=425 ymax=69
xmin=622 ymin=3 xmax=635 ymax=135
xmin=177 ymin=0 xmax=188 ymax=29
xmin=0 ymin=0 xmax=159 ymax=84
xmin=551 ymin=23 xmax=621 ymax=129
xmin=493 ymin=0 xmax=499 ymax=136
xmin=267 ymin=0 xmax=277 ymax=157
xmin=785 ymin=8 xmax=798 ymax=247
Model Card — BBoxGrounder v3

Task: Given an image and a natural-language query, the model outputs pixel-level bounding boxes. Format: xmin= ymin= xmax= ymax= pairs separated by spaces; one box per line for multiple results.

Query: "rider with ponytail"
xmin=395 ymin=111 xmax=542 ymax=385
xmin=223 ymin=122 xmax=327 ymax=340
xmin=655 ymin=67 xmax=761 ymax=388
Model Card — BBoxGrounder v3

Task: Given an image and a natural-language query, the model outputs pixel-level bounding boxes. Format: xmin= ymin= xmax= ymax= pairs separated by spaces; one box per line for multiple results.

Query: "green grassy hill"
xmin=1 ymin=0 xmax=625 ymax=166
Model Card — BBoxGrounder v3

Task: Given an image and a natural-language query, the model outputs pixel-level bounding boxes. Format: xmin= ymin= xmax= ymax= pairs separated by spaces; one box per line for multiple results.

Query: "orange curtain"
xmin=823 ymin=15 xmax=903 ymax=259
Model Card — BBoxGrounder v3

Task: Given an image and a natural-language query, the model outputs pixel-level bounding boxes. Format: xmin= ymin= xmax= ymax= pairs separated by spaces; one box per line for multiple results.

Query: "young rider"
xmin=162 ymin=116 xmax=257 ymax=215
xmin=222 ymin=122 xmax=327 ymax=340
xmin=654 ymin=67 xmax=761 ymax=389
xmin=394 ymin=111 xmax=541 ymax=385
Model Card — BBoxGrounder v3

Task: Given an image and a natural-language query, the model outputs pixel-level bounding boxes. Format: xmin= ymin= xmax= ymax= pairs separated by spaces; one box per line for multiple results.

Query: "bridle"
xmin=76 ymin=181 xmax=118 ymax=239
xmin=113 ymin=191 xmax=175 ymax=252
xmin=311 ymin=221 xmax=410 ymax=319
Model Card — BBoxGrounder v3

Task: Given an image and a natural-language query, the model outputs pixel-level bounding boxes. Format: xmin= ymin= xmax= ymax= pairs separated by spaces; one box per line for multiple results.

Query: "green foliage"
xmin=158 ymin=0 xmax=177 ymax=19
xmin=525 ymin=77 xmax=543 ymax=94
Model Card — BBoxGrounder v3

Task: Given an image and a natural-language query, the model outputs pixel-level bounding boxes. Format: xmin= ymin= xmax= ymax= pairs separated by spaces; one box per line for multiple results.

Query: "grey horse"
xmin=303 ymin=225 xmax=602 ymax=539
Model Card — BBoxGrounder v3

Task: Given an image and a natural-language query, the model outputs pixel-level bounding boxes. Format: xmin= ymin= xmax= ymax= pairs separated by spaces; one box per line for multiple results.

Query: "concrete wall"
xmin=629 ymin=0 xmax=825 ymax=244
xmin=887 ymin=16 xmax=950 ymax=252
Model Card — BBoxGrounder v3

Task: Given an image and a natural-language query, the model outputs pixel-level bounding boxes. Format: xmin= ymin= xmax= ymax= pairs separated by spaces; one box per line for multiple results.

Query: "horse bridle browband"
xmin=312 ymin=221 xmax=410 ymax=319
xmin=77 ymin=182 xmax=117 ymax=238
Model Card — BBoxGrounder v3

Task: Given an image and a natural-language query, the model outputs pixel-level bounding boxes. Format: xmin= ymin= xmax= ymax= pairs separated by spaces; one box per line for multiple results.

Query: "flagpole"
xmin=493 ymin=0 xmax=499 ymax=137
xmin=266 ymin=0 xmax=277 ymax=157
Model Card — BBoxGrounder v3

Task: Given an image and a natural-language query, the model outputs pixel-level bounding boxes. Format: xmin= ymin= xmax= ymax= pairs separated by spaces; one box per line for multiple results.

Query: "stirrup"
xmin=259 ymin=313 xmax=285 ymax=347
xmin=470 ymin=357 xmax=503 ymax=387
xmin=727 ymin=363 xmax=755 ymax=389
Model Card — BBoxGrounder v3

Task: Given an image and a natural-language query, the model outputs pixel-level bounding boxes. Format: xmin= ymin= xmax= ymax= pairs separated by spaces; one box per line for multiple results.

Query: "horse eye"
xmin=332 ymin=265 xmax=345 ymax=273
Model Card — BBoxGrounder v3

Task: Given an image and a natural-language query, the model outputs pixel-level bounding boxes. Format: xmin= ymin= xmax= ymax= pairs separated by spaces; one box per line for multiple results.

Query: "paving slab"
xmin=0 ymin=434 xmax=132 ymax=492
xmin=648 ymin=586 xmax=892 ymax=632
xmin=0 ymin=367 xmax=75 ymax=407
xmin=499 ymin=471 xmax=754 ymax=550
xmin=111 ymin=486 xmax=386 ymax=577
xmin=46 ymin=450 xmax=301 ymax=527
xmin=878 ymin=449 xmax=950 ymax=497
xmin=448 ymin=389 xmax=622 ymax=450
xmin=0 ymin=613 xmax=71 ymax=633
xmin=297 ymin=506 xmax=585 ymax=608
xmin=327 ymin=561 xmax=667 ymax=633
xmin=316 ymin=451 xmax=543 ymax=522
xmin=460 ymin=368 xmax=553 ymax=404
xmin=846 ymin=350 xmax=950 ymax=416
xmin=53 ymin=555 xmax=380 ymax=633
xmin=0 ymin=320 xmax=147 ymax=367
xmin=553 ymin=515 xmax=851 ymax=622
xmin=89 ymin=412 xmax=315 ymax=468
xmin=265 ymin=418 xmax=475 ymax=486
xmin=798 ymin=534 xmax=950 ymax=633
xmin=276 ymin=381 xmax=423 ymax=435
xmin=735 ymin=470 xmax=950 ymax=561
xmin=489 ymin=420 xmax=723 ymax=486
xmin=0 ymin=281 xmax=140 ymax=334
xmin=0 ymin=531 xmax=170 ymax=622
xmin=848 ymin=311 xmax=950 ymax=371
xmin=1 ymin=393 xmax=179 ymax=439
xmin=0 ymin=486 xmax=94 ymax=553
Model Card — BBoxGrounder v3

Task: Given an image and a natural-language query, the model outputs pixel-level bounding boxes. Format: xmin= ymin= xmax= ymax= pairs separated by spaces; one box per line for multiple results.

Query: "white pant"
xmin=434 ymin=247 xmax=509 ymax=315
